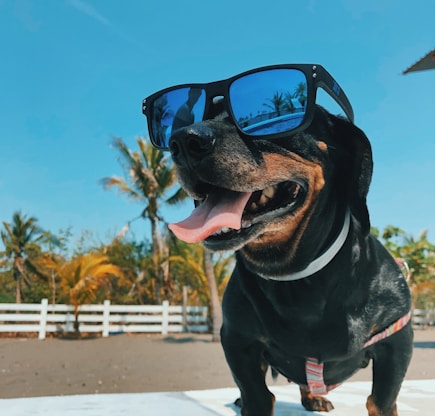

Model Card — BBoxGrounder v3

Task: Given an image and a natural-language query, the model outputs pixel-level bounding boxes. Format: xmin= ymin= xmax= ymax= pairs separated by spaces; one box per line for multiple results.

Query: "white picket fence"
xmin=0 ymin=299 xmax=209 ymax=340
xmin=0 ymin=301 xmax=432 ymax=341
xmin=412 ymin=309 xmax=435 ymax=329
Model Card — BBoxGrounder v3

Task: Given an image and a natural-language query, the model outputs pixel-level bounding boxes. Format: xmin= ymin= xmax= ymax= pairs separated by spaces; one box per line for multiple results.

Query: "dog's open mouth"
xmin=168 ymin=181 xmax=306 ymax=244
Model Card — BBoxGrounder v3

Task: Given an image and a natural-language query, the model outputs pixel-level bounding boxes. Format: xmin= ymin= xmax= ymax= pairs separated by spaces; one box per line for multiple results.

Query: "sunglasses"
xmin=142 ymin=64 xmax=354 ymax=150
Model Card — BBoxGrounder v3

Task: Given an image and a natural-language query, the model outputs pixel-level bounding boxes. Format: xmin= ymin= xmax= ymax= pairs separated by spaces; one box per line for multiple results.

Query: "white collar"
xmin=260 ymin=209 xmax=351 ymax=282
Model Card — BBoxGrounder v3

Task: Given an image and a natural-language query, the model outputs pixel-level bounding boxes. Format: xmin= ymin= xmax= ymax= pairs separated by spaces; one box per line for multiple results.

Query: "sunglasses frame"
xmin=142 ymin=64 xmax=354 ymax=150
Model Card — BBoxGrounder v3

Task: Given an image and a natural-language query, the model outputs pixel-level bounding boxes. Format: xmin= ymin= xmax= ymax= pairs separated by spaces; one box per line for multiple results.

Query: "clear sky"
xmin=0 ymin=0 xmax=434 ymax=250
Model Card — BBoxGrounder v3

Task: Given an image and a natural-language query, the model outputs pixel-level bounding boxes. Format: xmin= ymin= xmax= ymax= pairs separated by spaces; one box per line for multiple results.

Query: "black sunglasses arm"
xmin=315 ymin=66 xmax=354 ymax=123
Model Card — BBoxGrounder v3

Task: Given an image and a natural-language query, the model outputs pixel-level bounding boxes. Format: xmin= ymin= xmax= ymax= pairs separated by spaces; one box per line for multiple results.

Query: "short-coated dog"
xmin=143 ymin=64 xmax=413 ymax=415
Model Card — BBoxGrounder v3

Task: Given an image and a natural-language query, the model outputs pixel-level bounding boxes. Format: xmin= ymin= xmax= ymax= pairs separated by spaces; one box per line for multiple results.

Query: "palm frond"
xmin=165 ymin=187 xmax=189 ymax=205
xmin=100 ymin=176 xmax=142 ymax=201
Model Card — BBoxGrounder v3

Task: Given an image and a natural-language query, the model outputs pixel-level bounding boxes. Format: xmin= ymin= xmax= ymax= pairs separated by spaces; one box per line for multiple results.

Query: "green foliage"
xmin=168 ymin=237 xmax=234 ymax=306
xmin=377 ymin=225 xmax=435 ymax=284
xmin=101 ymin=237 xmax=155 ymax=304
xmin=42 ymin=252 xmax=124 ymax=333
xmin=412 ymin=281 xmax=435 ymax=309
xmin=0 ymin=270 xmax=15 ymax=302
xmin=0 ymin=208 xmax=433 ymax=311
xmin=0 ymin=211 xmax=58 ymax=303
xmin=375 ymin=225 xmax=435 ymax=308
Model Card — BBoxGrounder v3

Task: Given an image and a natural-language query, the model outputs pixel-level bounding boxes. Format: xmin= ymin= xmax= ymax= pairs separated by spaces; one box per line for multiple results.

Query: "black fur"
xmin=169 ymin=104 xmax=413 ymax=415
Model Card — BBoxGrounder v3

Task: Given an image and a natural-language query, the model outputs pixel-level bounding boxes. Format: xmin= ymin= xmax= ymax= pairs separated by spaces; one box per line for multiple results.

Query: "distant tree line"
xmin=0 ymin=210 xmax=231 ymax=307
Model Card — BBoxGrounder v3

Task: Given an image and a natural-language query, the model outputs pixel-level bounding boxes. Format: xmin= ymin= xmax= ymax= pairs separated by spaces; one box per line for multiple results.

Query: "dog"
xmin=143 ymin=65 xmax=413 ymax=415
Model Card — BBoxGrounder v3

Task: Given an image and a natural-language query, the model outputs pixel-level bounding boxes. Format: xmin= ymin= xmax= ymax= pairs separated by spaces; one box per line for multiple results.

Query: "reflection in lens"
xmin=152 ymin=87 xmax=205 ymax=148
xmin=229 ymin=69 xmax=307 ymax=136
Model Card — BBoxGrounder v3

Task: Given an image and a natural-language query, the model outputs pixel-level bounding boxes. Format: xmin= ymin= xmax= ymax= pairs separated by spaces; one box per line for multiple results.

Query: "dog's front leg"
xmin=366 ymin=324 xmax=413 ymax=416
xmin=222 ymin=332 xmax=275 ymax=416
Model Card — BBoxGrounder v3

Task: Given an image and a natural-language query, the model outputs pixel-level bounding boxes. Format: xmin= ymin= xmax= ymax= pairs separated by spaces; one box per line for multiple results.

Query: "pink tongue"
xmin=168 ymin=191 xmax=252 ymax=243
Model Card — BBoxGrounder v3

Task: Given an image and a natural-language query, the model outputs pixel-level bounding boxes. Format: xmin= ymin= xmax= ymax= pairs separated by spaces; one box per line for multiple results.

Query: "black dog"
xmin=143 ymin=65 xmax=413 ymax=415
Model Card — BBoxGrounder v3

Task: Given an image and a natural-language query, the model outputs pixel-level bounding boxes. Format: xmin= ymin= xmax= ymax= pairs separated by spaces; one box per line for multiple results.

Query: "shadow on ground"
xmin=162 ymin=335 xmax=213 ymax=344
xmin=414 ymin=341 xmax=435 ymax=348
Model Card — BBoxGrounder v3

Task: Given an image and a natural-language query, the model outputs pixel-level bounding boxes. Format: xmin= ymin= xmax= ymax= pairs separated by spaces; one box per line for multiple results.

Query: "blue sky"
xmin=0 ymin=0 xmax=434 ymax=250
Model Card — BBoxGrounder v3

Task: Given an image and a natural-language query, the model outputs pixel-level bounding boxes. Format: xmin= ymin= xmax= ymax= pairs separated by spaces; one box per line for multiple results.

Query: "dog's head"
xmin=144 ymin=66 xmax=373 ymax=274
xmin=168 ymin=103 xmax=372 ymax=266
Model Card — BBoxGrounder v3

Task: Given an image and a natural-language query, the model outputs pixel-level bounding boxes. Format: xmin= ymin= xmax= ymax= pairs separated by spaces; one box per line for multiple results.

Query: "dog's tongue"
xmin=169 ymin=190 xmax=252 ymax=243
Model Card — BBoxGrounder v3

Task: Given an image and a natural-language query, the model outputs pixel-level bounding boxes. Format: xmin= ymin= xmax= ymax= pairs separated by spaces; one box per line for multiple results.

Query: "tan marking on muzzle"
xmin=241 ymin=152 xmax=325 ymax=265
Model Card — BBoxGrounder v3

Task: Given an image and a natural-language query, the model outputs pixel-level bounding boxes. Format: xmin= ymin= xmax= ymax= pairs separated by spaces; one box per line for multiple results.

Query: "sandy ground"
xmin=1 ymin=329 xmax=434 ymax=399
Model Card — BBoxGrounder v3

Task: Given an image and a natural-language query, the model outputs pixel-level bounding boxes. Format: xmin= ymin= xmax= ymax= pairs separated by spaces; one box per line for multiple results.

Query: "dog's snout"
xmin=169 ymin=125 xmax=215 ymax=166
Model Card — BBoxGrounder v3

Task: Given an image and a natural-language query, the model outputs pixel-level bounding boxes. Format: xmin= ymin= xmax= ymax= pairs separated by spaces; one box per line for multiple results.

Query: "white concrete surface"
xmin=1 ymin=380 xmax=433 ymax=415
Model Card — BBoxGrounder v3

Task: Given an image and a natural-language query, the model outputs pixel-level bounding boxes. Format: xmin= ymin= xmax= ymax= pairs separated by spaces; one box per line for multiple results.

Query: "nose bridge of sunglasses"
xmin=212 ymin=95 xmax=224 ymax=105
xmin=202 ymin=94 xmax=229 ymax=120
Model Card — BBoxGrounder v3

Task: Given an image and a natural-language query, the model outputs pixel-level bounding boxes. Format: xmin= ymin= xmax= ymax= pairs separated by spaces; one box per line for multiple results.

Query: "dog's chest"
xmin=239 ymin=279 xmax=357 ymax=358
xmin=262 ymin=339 xmax=368 ymax=387
xmin=257 ymin=313 xmax=351 ymax=360
xmin=250 ymin=282 xmax=350 ymax=348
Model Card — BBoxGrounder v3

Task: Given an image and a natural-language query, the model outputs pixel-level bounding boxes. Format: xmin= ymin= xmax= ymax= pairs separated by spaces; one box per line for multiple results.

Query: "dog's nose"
xmin=169 ymin=125 xmax=215 ymax=167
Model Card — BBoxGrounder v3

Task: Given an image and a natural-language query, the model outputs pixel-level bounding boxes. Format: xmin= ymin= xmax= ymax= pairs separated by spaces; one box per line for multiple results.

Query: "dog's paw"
xmin=301 ymin=395 xmax=334 ymax=412
xmin=300 ymin=388 xmax=334 ymax=412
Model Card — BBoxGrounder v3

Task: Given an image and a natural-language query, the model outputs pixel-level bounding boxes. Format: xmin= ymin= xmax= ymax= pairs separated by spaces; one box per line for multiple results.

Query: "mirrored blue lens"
xmin=151 ymin=87 xmax=206 ymax=148
xmin=229 ymin=69 xmax=307 ymax=136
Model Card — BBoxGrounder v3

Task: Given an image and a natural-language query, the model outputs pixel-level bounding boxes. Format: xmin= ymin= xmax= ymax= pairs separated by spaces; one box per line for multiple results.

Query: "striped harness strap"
xmin=362 ymin=311 xmax=412 ymax=348
xmin=305 ymin=358 xmax=338 ymax=395
xmin=305 ymin=311 xmax=412 ymax=395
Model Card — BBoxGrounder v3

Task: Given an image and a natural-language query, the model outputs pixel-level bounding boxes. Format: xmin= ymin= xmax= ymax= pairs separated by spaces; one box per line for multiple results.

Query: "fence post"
xmin=102 ymin=300 xmax=111 ymax=337
xmin=182 ymin=286 xmax=188 ymax=332
xmin=38 ymin=298 xmax=48 ymax=340
xmin=162 ymin=300 xmax=169 ymax=335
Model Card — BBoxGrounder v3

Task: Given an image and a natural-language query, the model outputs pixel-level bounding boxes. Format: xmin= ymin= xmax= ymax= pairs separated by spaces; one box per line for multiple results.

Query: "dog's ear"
xmin=330 ymin=114 xmax=373 ymax=235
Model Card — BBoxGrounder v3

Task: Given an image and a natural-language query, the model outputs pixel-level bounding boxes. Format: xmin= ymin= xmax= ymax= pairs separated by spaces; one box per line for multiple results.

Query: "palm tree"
xmin=203 ymin=247 xmax=222 ymax=342
xmin=263 ymin=91 xmax=285 ymax=116
xmin=168 ymin=240 xmax=234 ymax=342
xmin=100 ymin=137 xmax=186 ymax=304
xmin=0 ymin=211 xmax=53 ymax=303
xmin=283 ymin=92 xmax=296 ymax=113
xmin=102 ymin=138 xmax=230 ymax=341
xmin=293 ymin=82 xmax=307 ymax=107
xmin=43 ymin=253 xmax=124 ymax=334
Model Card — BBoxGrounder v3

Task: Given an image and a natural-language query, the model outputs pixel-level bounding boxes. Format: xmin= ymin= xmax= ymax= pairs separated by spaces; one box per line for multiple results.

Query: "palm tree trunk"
xmin=73 ymin=305 xmax=80 ymax=336
xmin=13 ymin=256 xmax=23 ymax=304
xmin=203 ymin=248 xmax=222 ymax=343
xmin=15 ymin=276 xmax=22 ymax=304
xmin=150 ymin=216 xmax=172 ymax=303
xmin=51 ymin=271 xmax=56 ymax=306
xmin=150 ymin=217 xmax=162 ymax=304
xmin=160 ymin=231 xmax=171 ymax=298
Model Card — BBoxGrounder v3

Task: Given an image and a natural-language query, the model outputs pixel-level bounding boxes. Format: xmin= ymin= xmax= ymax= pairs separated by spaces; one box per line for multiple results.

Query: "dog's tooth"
xmin=250 ymin=202 xmax=258 ymax=211
xmin=213 ymin=227 xmax=232 ymax=236
xmin=241 ymin=219 xmax=252 ymax=228
xmin=259 ymin=194 xmax=269 ymax=206
xmin=263 ymin=186 xmax=276 ymax=199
